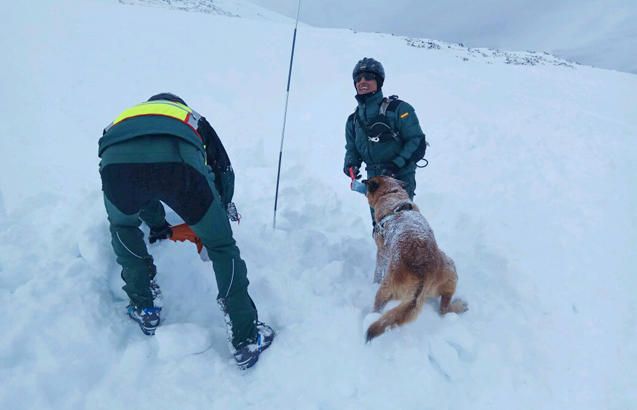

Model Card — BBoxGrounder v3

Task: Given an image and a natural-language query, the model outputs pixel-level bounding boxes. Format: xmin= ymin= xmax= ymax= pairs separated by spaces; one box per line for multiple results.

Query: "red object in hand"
xmin=349 ymin=168 xmax=355 ymax=190
xmin=348 ymin=166 xmax=357 ymax=180
xmin=169 ymin=223 xmax=203 ymax=253
xmin=348 ymin=166 xmax=367 ymax=194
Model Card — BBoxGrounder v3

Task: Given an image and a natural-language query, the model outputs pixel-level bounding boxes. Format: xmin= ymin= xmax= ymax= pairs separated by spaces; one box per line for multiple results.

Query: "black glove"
xmin=227 ymin=202 xmax=240 ymax=222
xmin=380 ymin=163 xmax=399 ymax=177
xmin=149 ymin=221 xmax=172 ymax=244
xmin=344 ymin=165 xmax=361 ymax=179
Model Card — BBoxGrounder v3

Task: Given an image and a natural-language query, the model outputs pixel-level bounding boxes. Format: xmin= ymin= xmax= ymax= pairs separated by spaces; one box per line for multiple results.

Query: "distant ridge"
xmin=118 ymin=0 xmax=293 ymax=22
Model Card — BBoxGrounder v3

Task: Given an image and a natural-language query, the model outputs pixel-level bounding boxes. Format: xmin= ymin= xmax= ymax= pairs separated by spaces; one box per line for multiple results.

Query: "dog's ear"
xmin=365 ymin=179 xmax=380 ymax=194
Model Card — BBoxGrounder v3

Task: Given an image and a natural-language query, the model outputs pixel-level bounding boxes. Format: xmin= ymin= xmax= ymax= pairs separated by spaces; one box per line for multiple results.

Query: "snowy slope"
xmin=250 ymin=0 xmax=637 ymax=74
xmin=1 ymin=1 xmax=636 ymax=409
xmin=120 ymin=0 xmax=293 ymax=22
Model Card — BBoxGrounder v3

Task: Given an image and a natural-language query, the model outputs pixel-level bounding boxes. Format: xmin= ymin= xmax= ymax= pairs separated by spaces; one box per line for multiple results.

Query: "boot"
xmin=233 ymin=322 xmax=275 ymax=369
xmin=127 ymin=305 xmax=161 ymax=335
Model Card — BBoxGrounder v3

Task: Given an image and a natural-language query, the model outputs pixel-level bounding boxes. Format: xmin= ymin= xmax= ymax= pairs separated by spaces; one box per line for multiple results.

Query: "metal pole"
xmin=273 ymin=0 xmax=302 ymax=230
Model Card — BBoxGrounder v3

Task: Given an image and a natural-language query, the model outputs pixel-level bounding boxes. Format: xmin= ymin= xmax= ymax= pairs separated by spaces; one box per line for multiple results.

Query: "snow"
xmin=250 ymin=0 xmax=637 ymax=74
xmin=1 ymin=0 xmax=636 ymax=409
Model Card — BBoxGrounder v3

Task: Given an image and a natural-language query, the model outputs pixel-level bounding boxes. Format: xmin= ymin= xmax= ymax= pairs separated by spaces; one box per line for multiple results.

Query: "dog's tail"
xmin=366 ymin=282 xmax=426 ymax=342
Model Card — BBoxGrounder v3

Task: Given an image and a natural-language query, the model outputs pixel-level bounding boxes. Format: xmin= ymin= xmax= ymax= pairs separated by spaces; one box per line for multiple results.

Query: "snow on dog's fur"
xmin=364 ymin=176 xmax=467 ymax=342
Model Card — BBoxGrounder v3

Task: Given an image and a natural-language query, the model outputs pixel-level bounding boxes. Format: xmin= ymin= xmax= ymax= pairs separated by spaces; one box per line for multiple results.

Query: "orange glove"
xmin=169 ymin=223 xmax=203 ymax=254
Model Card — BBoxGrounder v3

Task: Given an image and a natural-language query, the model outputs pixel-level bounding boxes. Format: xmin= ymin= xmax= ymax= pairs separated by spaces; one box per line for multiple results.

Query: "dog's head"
xmin=363 ymin=176 xmax=409 ymax=208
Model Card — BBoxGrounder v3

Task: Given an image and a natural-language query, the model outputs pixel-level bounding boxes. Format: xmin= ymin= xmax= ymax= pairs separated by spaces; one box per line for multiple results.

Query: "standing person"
xmin=343 ymin=58 xmax=428 ymax=225
xmin=99 ymin=93 xmax=274 ymax=369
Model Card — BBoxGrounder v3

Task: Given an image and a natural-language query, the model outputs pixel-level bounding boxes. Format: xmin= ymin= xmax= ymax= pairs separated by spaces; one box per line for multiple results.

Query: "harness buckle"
xmin=368 ymin=136 xmax=380 ymax=143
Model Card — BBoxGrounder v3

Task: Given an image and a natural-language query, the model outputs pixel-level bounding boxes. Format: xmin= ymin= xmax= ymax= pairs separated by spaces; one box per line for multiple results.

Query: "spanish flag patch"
xmin=400 ymin=112 xmax=409 ymax=119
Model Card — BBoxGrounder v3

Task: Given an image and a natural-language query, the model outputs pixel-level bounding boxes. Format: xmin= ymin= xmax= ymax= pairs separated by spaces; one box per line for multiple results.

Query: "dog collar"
xmin=374 ymin=202 xmax=414 ymax=236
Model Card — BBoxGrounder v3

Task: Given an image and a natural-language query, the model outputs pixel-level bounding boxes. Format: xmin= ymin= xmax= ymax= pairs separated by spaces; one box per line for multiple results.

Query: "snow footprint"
xmin=427 ymin=317 xmax=476 ymax=381
xmin=154 ymin=323 xmax=217 ymax=361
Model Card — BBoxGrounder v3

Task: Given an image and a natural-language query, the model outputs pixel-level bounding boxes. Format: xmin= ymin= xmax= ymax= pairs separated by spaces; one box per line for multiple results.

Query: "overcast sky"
xmin=248 ymin=0 xmax=636 ymax=73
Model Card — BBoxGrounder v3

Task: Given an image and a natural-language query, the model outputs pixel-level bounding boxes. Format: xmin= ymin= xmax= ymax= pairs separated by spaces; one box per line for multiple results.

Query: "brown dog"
xmin=364 ymin=176 xmax=467 ymax=342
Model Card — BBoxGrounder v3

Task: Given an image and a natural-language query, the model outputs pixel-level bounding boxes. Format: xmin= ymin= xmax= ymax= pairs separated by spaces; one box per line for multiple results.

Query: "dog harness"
xmin=373 ymin=201 xmax=414 ymax=237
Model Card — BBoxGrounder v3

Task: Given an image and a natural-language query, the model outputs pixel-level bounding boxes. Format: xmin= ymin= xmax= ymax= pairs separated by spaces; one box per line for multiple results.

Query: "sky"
xmin=1 ymin=0 xmax=636 ymax=409
xmin=248 ymin=0 xmax=637 ymax=73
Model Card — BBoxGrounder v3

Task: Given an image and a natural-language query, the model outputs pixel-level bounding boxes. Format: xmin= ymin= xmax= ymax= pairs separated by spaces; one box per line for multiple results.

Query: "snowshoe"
xmin=233 ymin=322 xmax=275 ymax=370
xmin=127 ymin=305 xmax=161 ymax=335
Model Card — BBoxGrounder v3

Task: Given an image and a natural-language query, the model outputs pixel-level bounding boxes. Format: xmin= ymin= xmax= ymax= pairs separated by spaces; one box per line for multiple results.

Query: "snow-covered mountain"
xmin=1 ymin=0 xmax=636 ymax=409
xmin=119 ymin=0 xmax=292 ymax=22
xmin=250 ymin=0 xmax=637 ymax=74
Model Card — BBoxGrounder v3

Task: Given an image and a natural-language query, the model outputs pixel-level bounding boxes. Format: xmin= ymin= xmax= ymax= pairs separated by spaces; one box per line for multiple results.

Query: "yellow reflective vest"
xmin=105 ymin=100 xmax=203 ymax=139
xmin=99 ymin=99 xmax=208 ymax=157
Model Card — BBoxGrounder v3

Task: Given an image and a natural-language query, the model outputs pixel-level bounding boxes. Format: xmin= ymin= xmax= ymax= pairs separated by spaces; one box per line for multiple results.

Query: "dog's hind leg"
xmin=439 ymin=276 xmax=468 ymax=315
xmin=438 ymin=253 xmax=468 ymax=315
xmin=439 ymin=275 xmax=456 ymax=314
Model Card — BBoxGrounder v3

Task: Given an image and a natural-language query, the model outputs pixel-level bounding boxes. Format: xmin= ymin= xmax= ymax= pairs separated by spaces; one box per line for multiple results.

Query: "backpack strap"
xmin=348 ymin=112 xmax=356 ymax=128
xmin=379 ymin=95 xmax=402 ymax=116
xmin=353 ymin=109 xmax=367 ymax=130
xmin=351 ymin=95 xmax=403 ymax=136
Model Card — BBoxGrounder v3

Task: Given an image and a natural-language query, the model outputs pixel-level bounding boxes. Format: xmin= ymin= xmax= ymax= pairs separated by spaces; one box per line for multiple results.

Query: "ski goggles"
xmin=355 ymin=72 xmax=378 ymax=83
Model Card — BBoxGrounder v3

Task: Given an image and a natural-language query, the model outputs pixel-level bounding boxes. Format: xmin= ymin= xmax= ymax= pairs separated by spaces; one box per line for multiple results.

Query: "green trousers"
xmin=100 ymin=136 xmax=257 ymax=347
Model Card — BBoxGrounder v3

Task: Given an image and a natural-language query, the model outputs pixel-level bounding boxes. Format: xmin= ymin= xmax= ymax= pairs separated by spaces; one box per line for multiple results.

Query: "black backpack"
xmin=353 ymin=95 xmax=429 ymax=168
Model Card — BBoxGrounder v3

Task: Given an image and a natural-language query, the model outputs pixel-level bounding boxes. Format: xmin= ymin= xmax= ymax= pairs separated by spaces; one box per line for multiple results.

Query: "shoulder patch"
xmin=400 ymin=112 xmax=409 ymax=119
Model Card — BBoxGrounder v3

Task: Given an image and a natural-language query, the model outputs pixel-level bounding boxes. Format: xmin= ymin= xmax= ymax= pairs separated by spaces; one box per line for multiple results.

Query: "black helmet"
xmin=147 ymin=92 xmax=187 ymax=106
xmin=352 ymin=57 xmax=385 ymax=87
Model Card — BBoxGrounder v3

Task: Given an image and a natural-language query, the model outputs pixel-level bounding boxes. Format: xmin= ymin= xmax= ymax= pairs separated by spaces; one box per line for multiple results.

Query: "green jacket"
xmin=99 ymin=105 xmax=235 ymax=205
xmin=344 ymin=91 xmax=425 ymax=175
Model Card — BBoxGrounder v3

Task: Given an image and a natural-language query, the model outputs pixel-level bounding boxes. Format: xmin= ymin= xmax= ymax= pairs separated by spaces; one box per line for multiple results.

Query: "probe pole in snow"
xmin=273 ymin=0 xmax=302 ymax=230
